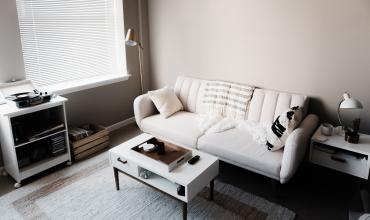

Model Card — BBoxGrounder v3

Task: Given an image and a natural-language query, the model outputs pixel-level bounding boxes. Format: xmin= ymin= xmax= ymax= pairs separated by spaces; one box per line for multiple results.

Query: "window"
xmin=16 ymin=0 xmax=127 ymax=94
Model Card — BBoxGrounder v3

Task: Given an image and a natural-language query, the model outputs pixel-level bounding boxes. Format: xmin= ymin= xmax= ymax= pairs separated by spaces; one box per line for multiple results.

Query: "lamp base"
xmin=345 ymin=131 xmax=360 ymax=144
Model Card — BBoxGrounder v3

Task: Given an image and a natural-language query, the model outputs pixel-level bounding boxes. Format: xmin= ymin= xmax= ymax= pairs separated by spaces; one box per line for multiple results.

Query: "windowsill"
xmin=40 ymin=74 xmax=131 ymax=95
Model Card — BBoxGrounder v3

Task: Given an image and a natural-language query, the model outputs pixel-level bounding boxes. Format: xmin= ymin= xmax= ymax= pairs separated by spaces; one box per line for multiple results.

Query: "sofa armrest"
xmin=280 ymin=114 xmax=319 ymax=183
xmin=133 ymin=94 xmax=157 ymax=128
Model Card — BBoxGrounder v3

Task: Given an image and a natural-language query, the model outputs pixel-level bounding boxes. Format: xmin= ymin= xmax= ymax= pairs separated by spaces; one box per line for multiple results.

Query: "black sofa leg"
xmin=271 ymin=179 xmax=281 ymax=199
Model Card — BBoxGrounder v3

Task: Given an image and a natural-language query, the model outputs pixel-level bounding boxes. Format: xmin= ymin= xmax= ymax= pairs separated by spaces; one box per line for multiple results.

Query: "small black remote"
xmin=188 ymin=155 xmax=200 ymax=165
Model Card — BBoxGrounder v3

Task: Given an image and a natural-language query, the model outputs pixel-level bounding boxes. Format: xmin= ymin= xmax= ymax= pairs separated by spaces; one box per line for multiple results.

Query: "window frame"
xmin=16 ymin=0 xmax=129 ymax=95
xmin=42 ymin=74 xmax=130 ymax=95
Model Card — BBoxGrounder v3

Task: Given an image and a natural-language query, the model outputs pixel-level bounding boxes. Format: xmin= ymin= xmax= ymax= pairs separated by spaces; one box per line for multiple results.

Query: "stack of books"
xmin=50 ymin=133 xmax=66 ymax=156
xmin=68 ymin=126 xmax=94 ymax=142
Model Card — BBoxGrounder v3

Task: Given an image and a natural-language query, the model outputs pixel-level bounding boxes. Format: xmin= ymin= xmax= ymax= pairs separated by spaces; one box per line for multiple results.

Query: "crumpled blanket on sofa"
xmin=197 ymin=114 xmax=271 ymax=145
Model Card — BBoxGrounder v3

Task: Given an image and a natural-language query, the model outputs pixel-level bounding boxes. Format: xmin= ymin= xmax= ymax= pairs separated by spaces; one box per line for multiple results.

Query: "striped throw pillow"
xmin=203 ymin=81 xmax=255 ymax=120
xmin=266 ymin=106 xmax=303 ymax=151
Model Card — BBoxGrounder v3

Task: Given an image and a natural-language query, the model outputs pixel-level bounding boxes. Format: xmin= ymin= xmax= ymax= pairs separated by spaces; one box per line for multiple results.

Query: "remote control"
xmin=188 ymin=155 xmax=200 ymax=165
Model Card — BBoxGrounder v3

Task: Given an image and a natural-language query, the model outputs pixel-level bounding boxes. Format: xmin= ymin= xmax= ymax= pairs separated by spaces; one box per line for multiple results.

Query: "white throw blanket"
xmin=238 ymin=120 xmax=271 ymax=145
xmin=197 ymin=114 xmax=271 ymax=145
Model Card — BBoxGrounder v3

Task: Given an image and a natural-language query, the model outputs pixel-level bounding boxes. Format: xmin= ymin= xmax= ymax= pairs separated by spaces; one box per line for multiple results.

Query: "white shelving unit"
xmin=0 ymin=96 xmax=72 ymax=188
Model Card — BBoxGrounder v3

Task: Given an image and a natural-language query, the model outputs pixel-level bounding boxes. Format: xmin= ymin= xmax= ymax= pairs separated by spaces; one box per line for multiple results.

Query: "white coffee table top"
xmin=109 ymin=133 xmax=219 ymax=186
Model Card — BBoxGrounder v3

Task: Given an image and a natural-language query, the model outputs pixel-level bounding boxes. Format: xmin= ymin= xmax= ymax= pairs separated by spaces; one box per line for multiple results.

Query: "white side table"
xmin=310 ymin=128 xmax=370 ymax=179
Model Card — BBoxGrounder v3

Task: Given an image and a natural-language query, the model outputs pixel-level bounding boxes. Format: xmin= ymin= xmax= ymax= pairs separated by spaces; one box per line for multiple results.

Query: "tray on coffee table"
xmin=131 ymin=137 xmax=192 ymax=172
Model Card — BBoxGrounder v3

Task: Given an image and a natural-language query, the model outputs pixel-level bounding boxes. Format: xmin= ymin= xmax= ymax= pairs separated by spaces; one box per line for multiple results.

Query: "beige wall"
xmin=0 ymin=0 xmax=150 ymax=165
xmin=147 ymin=0 xmax=370 ymax=132
xmin=0 ymin=0 xmax=25 ymax=82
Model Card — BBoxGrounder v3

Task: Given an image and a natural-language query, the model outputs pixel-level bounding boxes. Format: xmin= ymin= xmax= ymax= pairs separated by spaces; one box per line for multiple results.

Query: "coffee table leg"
xmin=182 ymin=202 xmax=187 ymax=220
xmin=209 ymin=179 xmax=214 ymax=200
xmin=114 ymin=168 xmax=119 ymax=191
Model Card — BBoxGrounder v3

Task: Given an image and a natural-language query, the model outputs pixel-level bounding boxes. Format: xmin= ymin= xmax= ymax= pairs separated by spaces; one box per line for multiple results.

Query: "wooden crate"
xmin=70 ymin=124 xmax=110 ymax=161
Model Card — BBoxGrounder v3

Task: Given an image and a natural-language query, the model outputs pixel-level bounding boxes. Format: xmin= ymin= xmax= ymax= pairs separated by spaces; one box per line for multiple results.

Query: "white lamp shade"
xmin=339 ymin=92 xmax=363 ymax=109
xmin=125 ymin=29 xmax=137 ymax=47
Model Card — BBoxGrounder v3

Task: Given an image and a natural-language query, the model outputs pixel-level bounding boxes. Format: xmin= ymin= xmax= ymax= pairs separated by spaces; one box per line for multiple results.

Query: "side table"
xmin=310 ymin=128 xmax=370 ymax=179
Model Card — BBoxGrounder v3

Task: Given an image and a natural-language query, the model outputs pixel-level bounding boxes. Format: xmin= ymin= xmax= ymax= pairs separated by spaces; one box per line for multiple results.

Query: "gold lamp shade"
xmin=125 ymin=28 xmax=138 ymax=47
xmin=124 ymin=28 xmax=144 ymax=94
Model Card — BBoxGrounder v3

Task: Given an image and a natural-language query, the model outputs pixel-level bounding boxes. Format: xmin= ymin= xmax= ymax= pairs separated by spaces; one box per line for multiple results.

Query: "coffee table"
xmin=109 ymin=133 xmax=219 ymax=220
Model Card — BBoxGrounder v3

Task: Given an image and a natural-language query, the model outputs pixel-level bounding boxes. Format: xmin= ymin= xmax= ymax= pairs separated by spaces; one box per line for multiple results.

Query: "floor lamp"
xmin=125 ymin=28 xmax=144 ymax=94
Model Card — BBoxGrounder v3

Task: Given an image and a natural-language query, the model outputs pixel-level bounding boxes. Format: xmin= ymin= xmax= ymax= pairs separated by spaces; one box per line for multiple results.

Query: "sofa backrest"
xmin=247 ymin=89 xmax=308 ymax=123
xmin=174 ymin=76 xmax=206 ymax=113
xmin=173 ymin=76 xmax=308 ymax=123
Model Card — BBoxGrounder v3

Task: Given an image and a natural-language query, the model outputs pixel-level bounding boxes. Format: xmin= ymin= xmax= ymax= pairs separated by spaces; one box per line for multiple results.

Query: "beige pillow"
xmin=148 ymin=86 xmax=183 ymax=118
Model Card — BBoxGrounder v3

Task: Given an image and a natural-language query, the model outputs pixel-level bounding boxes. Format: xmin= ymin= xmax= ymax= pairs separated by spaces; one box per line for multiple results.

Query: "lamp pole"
xmin=137 ymin=43 xmax=144 ymax=94
xmin=125 ymin=28 xmax=144 ymax=94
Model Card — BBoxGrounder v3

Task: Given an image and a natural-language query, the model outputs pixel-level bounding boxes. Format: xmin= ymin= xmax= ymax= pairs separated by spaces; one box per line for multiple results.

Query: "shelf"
xmin=137 ymin=167 xmax=185 ymax=201
xmin=0 ymin=96 xmax=68 ymax=117
xmin=15 ymin=129 xmax=66 ymax=148
xmin=20 ymin=152 xmax=70 ymax=180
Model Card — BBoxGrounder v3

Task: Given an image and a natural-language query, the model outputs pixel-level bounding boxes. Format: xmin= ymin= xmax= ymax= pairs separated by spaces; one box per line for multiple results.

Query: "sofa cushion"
xmin=174 ymin=76 xmax=206 ymax=113
xmin=197 ymin=128 xmax=283 ymax=178
xmin=247 ymin=89 xmax=308 ymax=123
xmin=140 ymin=111 xmax=202 ymax=148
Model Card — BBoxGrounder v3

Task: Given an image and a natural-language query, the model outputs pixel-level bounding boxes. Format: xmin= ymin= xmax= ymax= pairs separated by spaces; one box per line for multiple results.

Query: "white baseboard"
xmin=107 ymin=117 xmax=136 ymax=132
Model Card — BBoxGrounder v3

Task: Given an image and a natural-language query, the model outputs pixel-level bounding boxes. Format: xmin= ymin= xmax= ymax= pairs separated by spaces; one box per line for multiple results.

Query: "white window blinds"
xmin=16 ymin=0 xmax=126 ymax=87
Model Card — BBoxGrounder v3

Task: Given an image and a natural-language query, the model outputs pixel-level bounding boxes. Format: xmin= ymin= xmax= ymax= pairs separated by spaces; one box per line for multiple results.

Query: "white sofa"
xmin=134 ymin=76 xmax=319 ymax=184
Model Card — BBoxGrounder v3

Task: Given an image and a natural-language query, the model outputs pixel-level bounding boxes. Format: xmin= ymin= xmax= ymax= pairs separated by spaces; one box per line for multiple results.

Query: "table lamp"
xmin=125 ymin=28 xmax=144 ymax=94
xmin=338 ymin=92 xmax=363 ymax=143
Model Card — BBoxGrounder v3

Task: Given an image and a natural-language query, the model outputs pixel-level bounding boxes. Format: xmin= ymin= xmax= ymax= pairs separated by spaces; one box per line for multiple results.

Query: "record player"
xmin=0 ymin=80 xmax=53 ymax=108
xmin=6 ymin=91 xmax=52 ymax=108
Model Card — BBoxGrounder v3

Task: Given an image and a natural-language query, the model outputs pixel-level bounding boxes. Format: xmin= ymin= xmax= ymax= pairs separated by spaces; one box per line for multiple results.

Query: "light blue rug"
xmin=0 ymin=152 xmax=295 ymax=220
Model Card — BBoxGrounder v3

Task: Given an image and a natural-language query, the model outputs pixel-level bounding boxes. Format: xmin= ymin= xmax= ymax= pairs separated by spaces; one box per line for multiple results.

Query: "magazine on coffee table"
xmin=131 ymin=137 xmax=192 ymax=172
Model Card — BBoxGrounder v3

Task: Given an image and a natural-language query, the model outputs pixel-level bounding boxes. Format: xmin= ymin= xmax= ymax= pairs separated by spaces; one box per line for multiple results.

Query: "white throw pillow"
xmin=148 ymin=86 xmax=183 ymax=118
xmin=266 ymin=106 xmax=303 ymax=151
